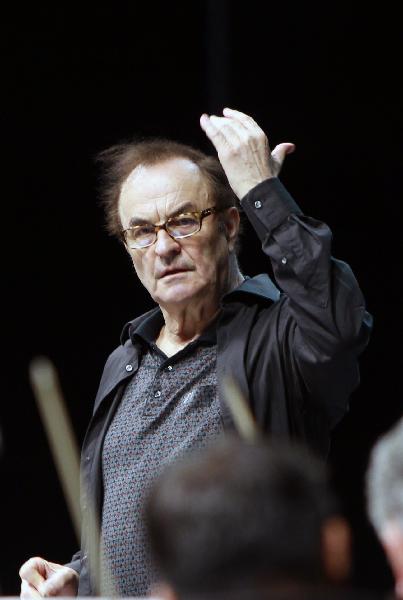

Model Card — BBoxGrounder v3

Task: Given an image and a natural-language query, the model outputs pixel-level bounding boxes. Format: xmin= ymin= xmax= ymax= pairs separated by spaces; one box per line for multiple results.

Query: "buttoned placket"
xmin=152 ymin=361 xmax=174 ymax=400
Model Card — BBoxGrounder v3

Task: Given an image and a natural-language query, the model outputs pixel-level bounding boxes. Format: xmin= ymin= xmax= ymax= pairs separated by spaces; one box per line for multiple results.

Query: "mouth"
xmin=158 ymin=268 xmax=190 ymax=279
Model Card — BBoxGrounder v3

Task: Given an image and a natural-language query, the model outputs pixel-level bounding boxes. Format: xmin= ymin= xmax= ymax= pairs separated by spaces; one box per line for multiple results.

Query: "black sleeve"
xmin=242 ymin=177 xmax=373 ymax=427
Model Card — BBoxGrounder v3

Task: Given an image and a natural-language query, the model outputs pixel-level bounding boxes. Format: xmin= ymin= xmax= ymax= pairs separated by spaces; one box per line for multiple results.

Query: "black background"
xmin=2 ymin=2 xmax=402 ymax=596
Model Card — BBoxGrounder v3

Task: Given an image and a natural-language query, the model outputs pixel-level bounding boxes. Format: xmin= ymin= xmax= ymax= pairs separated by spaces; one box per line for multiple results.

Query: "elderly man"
xmin=19 ymin=108 xmax=372 ymax=597
xmin=366 ymin=417 xmax=403 ymax=599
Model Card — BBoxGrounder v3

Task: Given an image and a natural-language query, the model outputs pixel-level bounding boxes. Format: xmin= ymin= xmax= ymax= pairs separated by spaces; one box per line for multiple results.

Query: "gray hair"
xmin=366 ymin=416 xmax=403 ymax=534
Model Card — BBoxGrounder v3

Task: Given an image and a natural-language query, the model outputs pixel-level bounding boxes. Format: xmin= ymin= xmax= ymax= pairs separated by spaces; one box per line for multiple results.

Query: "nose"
xmin=154 ymin=228 xmax=181 ymax=259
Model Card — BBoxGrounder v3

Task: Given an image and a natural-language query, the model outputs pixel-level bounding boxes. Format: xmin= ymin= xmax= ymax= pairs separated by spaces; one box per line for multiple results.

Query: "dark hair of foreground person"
xmin=145 ymin=436 xmax=378 ymax=600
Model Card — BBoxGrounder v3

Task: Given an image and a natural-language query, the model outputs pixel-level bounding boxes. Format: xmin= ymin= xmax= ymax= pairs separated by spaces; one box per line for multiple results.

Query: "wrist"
xmin=239 ymin=177 xmax=277 ymax=204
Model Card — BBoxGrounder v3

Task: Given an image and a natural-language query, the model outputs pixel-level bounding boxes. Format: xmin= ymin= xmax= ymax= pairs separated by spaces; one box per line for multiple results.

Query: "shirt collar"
xmin=129 ymin=307 xmax=217 ymax=347
xmin=121 ymin=274 xmax=279 ymax=345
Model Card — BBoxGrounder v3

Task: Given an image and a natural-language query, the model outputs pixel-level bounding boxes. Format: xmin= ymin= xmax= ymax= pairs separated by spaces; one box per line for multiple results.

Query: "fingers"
xmin=200 ymin=109 xmax=271 ymax=198
xmin=200 ymin=112 xmax=267 ymax=165
xmin=19 ymin=557 xmax=47 ymax=591
xmin=200 ymin=114 xmax=237 ymax=151
xmin=200 ymin=108 xmax=295 ymax=196
xmin=38 ymin=571 xmax=64 ymax=597
xmin=200 ymin=110 xmax=263 ymax=147
xmin=223 ymin=107 xmax=265 ymax=137
xmin=222 ymin=109 xmax=296 ymax=162
xmin=203 ymin=108 xmax=295 ymax=159
xmin=21 ymin=580 xmax=43 ymax=599
xmin=19 ymin=558 xmax=78 ymax=598
xmin=39 ymin=566 xmax=78 ymax=597
xmin=222 ymin=107 xmax=256 ymax=123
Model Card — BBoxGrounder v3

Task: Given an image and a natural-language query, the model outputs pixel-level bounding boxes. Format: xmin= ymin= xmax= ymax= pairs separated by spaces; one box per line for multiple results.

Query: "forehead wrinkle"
xmin=119 ymin=159 xmax=210 ymax=227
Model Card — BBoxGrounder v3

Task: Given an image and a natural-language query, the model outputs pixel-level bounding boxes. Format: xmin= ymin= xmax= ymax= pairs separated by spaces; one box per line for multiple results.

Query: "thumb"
xmin=271 ymin=142 xmax=296 ymax=167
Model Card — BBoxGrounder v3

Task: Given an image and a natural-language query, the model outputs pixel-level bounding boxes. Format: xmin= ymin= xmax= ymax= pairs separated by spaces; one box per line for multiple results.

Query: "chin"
xmin=154 ymin=280 xmax=205 ymax=306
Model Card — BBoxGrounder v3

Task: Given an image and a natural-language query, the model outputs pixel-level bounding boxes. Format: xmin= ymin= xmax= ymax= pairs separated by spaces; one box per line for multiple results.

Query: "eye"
xmin=179 ymin=216 xmax=197 ymax=226
xmin=168 ymin=214 xmax=199 ymax=234
xmin=125 ymin=224 xmax=156 ymax=248
xmin=134 ymin=224 xmax=155 ymax=237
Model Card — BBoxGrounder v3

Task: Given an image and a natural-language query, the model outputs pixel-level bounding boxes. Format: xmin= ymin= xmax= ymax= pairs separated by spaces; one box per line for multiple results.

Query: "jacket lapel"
xmin=92 ymin=341 xmax=140 ymax=415
xmin=216 ymin=302 xmax=258 ymax=430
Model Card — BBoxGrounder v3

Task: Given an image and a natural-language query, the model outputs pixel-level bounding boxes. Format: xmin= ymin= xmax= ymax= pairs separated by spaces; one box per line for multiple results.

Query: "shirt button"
xmin=85 ymin=455 xmax=91 ymax=462
xmin=167 ymin=365 xmax=173 ymax=371
xmin=125 ymin=364 xmax=133 ymax=372
xmin=154 ymin=390 xmax=161 ymax=398
xmin=254 ymin=200 xmax=262 ymax=209
xmin=281 ymin=257 xmax=287 ymax=264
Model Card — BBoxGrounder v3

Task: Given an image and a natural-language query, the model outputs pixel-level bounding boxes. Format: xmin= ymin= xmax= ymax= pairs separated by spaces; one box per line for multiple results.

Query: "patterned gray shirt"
xmin=101 ymin=313 xmax=223 ymax=596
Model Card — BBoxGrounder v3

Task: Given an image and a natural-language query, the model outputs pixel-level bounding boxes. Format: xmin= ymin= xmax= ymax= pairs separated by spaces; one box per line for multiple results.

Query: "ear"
xmin=149 ymin=581 xmax=178 ymax=600
xmin=381 ymin=521 xmax=403 ymax=599
xmin=223 ymin=207 xmax=240 ymax=252
xmin=321 ymin=516 xmax=352 ymax=583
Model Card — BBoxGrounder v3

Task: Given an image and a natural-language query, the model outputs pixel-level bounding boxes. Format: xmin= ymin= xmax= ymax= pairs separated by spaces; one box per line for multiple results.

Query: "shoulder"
xmin=224 ymin=274 xmax=281 ymax=305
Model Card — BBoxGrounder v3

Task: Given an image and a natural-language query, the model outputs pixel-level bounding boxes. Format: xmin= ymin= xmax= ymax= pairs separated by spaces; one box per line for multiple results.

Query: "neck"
xmin=158 ymin=261 xmax=244 ymax=348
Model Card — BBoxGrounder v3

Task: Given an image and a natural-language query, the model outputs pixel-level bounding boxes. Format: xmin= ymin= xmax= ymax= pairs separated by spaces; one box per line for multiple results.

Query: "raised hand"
xmin=200 ymin=107 xmax=295 ymax=199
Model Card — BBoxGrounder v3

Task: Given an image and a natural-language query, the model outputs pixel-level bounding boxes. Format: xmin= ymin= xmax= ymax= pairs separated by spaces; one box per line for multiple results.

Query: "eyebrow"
xmin=128 ymin=202 xmax=198 ymax=227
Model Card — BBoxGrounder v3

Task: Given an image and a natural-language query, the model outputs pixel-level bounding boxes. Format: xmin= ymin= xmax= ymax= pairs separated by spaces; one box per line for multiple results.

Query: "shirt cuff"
xmin=241 ymin=178 xmax=303 ymax=241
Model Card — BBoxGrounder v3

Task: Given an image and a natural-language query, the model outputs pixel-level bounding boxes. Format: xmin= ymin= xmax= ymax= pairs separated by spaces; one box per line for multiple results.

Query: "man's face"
xmin=118 ymin=158 xmax=239 ymax=310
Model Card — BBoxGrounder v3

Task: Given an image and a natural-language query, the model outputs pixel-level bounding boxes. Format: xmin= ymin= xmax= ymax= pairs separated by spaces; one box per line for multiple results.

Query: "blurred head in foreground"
xmin=367 ymin=416 xmax=403 ymax=599
xmin=146 ymin=437 xmax=351 ymax=599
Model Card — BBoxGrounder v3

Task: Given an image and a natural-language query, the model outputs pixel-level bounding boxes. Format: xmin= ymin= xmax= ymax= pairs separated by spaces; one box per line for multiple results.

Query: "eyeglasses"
xmin=121 ymin=206 xmax=228 ymax=249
